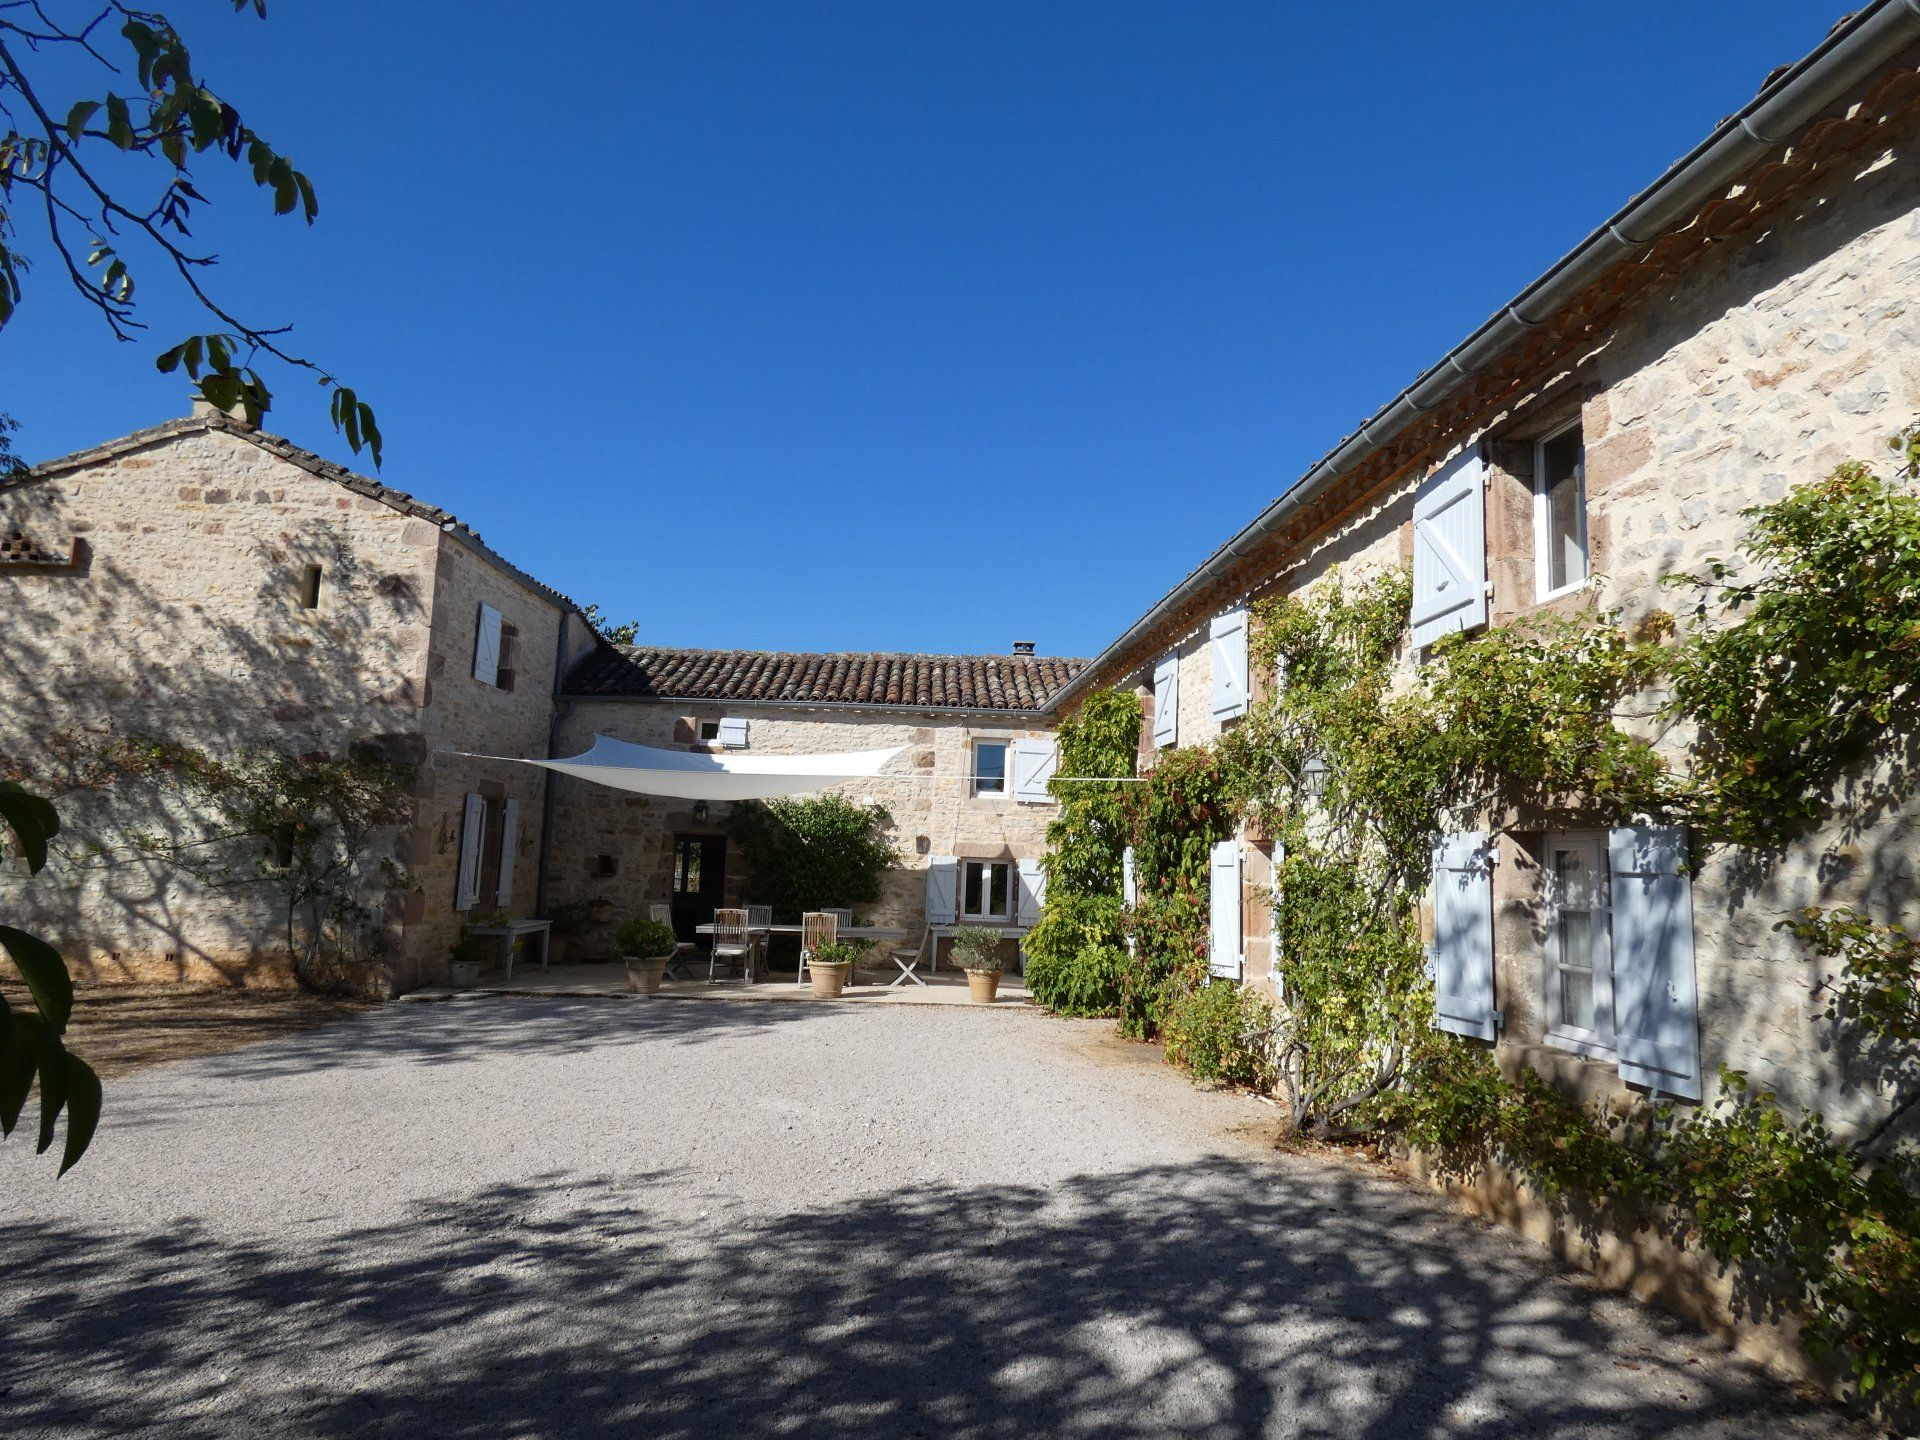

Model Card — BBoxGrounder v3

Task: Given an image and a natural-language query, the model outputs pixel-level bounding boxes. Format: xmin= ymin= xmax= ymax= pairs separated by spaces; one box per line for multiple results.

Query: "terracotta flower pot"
xmin=810 ymin=961 xmax=851 ymax=998
xmin=547 ymin=935 xmax=572 ymax=967
xmin=965 ymin=969 xmax=1002 ymax=1003
xmin=625 ymin=955 xmax=669 ymax=995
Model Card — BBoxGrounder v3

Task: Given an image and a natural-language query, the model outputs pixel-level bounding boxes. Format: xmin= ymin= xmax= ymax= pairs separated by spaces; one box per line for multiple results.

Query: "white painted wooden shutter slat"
xmin=717 ymin=717 xmax=749 ymax=749
xmin=1609 ymin=824 xmax=1702 ymax=1101
xmin=1152 ymin=654 xmax=1179 ymax=748
xmin=1208 ymin=839 xmax=1243 ymax=981
xmin=1430 ymin=831 xmax=1496 ymax=1039
xmin=472 ymin=604 xmax=502 ymax=685
xmin=455 ymin=793 xmax=486 ymax=911
xmin=1410 ymin=448 xmax=1489 ymax=649
xmin=1209 ymin=609 xmax=1250 ymax=721
xmin=1012 ymin=737 xmax=1059 ymax=804
xmin=495 ymin=798 xmax=519 ymax=907
xmin=1121 ymin=845 xmax=1137 ymax=907
xmin=925 ymin=856 xmax=958 ymax=926
xmin=1016 ymin=857 xmax=1045 ymax=926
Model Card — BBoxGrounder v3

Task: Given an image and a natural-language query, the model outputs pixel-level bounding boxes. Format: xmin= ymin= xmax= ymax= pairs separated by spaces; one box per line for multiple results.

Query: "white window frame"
xmin=970 ymin=739 xmax=1010 ymax=798
xmin=1532 ymin=419 xmax=1589 ymax=603
xmin=698 ymin=720 xmax=721 ymax=742
xmin=960 ymin=859 xmax=1013 ymax=922
xmin=1542 ymin=830 xmax=1615 ymax=1058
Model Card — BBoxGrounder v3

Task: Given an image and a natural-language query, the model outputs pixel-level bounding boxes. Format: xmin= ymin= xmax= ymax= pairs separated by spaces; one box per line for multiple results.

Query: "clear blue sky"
xmin=7 ymin=1 xmax=1843 ymax=658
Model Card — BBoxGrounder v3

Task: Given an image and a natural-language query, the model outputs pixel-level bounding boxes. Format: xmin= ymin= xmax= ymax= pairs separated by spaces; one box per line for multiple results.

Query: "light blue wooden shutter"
xmin=1121 ymin=845 xmax=1137 ymax=907
xmin=1012 ymin=737 xmax=1058 ymax=803
xmin=1410 ymin=447 xmax=1488 ymax=649
xmin=1430 ymin=831 xmax=1496 ymax=1039
xmin=1152 ymin=653 xmax=1179 ymax=748
xmin=717 ymin=717 xmax=749 ymax=749
xmin=494 ymin=798 xmax=519 ymax=907
xmin=1016 ymin=857 xmax=1045 ymax=925
xmin=471 ymin=604 xmax=502 ymax=685
xmin=1208 ymin=839 xmax=1242 ymax=980
xmin=925 ymin=856 xmax=958 ymax=925
xmin=1209 ymin=609 xmax=1250 ymax=720
xmin=1609 ymin=825 xmax=1701 ymax=1101
xmin=455 ymin=794 xmax=486 ymax=911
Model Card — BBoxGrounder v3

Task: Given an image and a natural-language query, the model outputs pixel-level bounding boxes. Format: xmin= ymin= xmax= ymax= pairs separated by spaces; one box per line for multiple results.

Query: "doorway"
xmin=668 ymin=834 xmax=728 ymax=944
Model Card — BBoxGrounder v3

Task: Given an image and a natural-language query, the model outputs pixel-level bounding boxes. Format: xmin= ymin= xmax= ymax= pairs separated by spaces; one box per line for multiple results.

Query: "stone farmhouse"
xmin=1 ymin=408 xmax=1081 ymax=993
xmin=3 ymin=0 xmax=1919 ymax=1151
xmin=1045 ymin=3 xmax=1920 ymax=1142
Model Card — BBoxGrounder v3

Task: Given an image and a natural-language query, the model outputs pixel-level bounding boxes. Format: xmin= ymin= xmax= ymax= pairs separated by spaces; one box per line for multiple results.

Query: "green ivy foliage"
xmin=1023 ymin=689 xmax=1139 ymax=1017
xmin=1668 ymin=430 xmax=1920 ymax=848
xmin=1121 ymin=743 xmax=1236 ymax=1038
xmin=1162 ymin=978 xmax=1276 ymax=1089
xmin=727 ymin=793 xmax=895 ymax=922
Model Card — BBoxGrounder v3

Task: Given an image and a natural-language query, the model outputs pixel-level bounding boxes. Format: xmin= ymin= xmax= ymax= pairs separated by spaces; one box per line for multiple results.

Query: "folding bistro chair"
xmin=746 ymin=904 xmax=773 ymax=975
xmin=651 ymin=903 xmax=698 ymax=980
xmin=709 ymin=907 xmax=754 ymax=984
xmin=888 ymin=928 xmax=928 ymax=989
xmin=796 ymin=911 xmax=837 ymax=988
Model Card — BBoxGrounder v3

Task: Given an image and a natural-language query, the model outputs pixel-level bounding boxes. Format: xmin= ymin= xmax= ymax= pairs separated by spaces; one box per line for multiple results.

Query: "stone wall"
xmin=0 ymin=421 xmax=437 ymax=988
xmin=1114 ymin=100 xmax=1920 ymax=1133
xmin=545 ymin=701 xmax=1061 ymax=958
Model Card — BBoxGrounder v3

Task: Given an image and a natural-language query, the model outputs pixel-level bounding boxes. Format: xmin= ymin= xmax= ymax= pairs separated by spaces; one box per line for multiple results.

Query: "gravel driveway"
xmin=0 ymin=996 xmax=1871 ymax=1439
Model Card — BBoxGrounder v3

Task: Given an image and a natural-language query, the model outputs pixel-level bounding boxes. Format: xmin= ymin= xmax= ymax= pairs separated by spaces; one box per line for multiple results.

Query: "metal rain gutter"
xmin=1045 ymin=0 xmax=1920 ymax=712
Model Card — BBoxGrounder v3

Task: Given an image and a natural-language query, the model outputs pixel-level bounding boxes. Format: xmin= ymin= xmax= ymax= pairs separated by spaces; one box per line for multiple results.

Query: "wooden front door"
xmin=668 ymin=835 xmax=727 ymax=943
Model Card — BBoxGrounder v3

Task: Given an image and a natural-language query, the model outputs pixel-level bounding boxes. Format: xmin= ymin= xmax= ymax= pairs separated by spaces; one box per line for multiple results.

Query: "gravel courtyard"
xmin=0 ymin=997 xmax=1871 ymax=1439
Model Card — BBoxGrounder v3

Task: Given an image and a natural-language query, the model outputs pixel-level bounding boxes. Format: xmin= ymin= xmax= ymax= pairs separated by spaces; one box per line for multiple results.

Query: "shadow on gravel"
xmin=1 ymin=1160 xmax=1852 ymax=1440
xmin=120 ymin=994 xmax=838 ymax=1086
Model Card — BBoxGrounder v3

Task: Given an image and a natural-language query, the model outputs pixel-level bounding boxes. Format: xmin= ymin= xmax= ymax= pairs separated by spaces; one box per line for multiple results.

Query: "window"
xmin=961 ymin=859 xmax=1011 ymax=921
xmin=698 ymin=720 xmax=721 ymax=742
xmin=1543 ymin=833 xmax=1614 ymax=1054
xmin=298 ymin=564 xmax=322 ymax=610
xmin=496 ymin=622 xmax=519 ymax=692
xmin=971 ymin=740 xmax=1008 ymax=797
xmin=1534 ymin=422 xmax=1588 ymax=599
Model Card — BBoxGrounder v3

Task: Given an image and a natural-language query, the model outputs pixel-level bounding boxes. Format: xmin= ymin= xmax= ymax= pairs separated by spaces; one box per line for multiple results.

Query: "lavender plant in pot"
xmin=615 ymin=917 xmax=678 ymax=996
xmin=951 ymin=925 xmax=1006 ymax=1003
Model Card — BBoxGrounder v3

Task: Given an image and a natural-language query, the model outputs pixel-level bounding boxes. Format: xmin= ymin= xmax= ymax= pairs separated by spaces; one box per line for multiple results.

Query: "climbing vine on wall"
xmin=1033 ymin=424 xmax=1920 ymax=1408
xmin=1022 ymin=688 xmax=1138 ymax=1018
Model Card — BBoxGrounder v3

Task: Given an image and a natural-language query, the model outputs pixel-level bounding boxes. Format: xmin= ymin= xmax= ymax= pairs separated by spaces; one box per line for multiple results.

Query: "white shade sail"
xmin=446 ymin=734 xmax=909 ymax=802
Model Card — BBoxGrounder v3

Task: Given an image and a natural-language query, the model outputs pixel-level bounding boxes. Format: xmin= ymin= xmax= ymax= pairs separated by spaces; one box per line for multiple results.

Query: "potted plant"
xmin=951 ymin=925 xmax=1006 ymax=1003
xmin=544 ymin=900 xmax=589 ymax=966
xmin=448 ymin=934 xmax=490 ymax=990
xmin=615 ymin=916 xmax=678 ymax=995
xmin=807 ymin=941 xmax=860 ymax=999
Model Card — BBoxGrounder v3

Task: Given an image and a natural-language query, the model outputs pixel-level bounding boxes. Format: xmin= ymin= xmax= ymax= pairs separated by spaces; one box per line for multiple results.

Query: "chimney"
xmin=189 ymin=393 xmax=261 ymax=430
xmin=1012 ymin=640 xmax=1036 ymax=656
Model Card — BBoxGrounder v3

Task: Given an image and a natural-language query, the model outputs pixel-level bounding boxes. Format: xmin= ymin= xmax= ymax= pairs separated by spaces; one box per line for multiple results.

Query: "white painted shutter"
xmin=1121 ymin=845 xmax=1137 ymax=907
xmin=1152 ymin=653 xmax=1179 ymax=748
xmin=494 ymin=798 xmax=519 ymax=907
xmin=925 ymin=856 xmax=958 ymax=926
xmin=1409 ymin=447 xmax=1488 ymax=649
xmin=1430 ymin=831 xmax=1496 ymax=1040
xmin=1012 ymin=737 xmax=1059 ymax=804
xmin=1016 ymin=857 xmax=1046 ymax=925
xmin=717 ymin=717 xmax=749 ymax=749
xmin=1208 ymin=839 xmax=1243 ymax=981
xmin=1209 ymin=608 xmax=1250 ymax=720
xmin=1270 ymin=840 xmax=1285 ymax=976
xmin=1609 ymin=825 xmax=1701 ymax=1101
xmin=472 ymin=603 xmax=502 ymax=685
xmin=455 ymin=794 xmax=486 ymax=911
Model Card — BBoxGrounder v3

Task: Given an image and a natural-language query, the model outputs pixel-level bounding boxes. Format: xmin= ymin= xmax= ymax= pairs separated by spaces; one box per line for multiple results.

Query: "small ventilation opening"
xmin=298 ymin=564 xmax=323 ymax=610
xmin=1012 ymin=640 xmax=1036 ymax=655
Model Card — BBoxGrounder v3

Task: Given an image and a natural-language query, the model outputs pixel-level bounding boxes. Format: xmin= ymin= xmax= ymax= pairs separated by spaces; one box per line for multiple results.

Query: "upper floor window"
xmin=1534 ymin=422 xmax=1588 ymax=599
xmin=971 ymin=740 xmax=1008 ymax=797
xmin=471 ymin=602 xmax=518 ymax=691
xmin=962 ymin=859 xmax=1011 ymax=921
xmin=297 ymin=564 xmax=323 ymax=610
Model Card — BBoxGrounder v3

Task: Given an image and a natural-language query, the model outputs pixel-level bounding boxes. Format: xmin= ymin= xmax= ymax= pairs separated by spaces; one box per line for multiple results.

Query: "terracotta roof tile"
xmin=565 ymin=645 xmax=1086 ymax=712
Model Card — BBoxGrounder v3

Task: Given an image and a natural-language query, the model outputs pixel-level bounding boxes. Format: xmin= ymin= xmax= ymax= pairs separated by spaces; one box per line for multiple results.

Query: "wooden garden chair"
xmin=651 ymin=903 xmax=698 ymax=980
xmin=709 ymin=907 xmax=754 ymax=985
xmin=796 ymin=911 xmax=837 ymax=988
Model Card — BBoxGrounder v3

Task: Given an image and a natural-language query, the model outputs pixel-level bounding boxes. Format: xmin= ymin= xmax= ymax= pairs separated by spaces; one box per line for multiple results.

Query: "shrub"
xmin=613 ymin=917 xmax=677 ymax=959
xmin=1162 ymin=979 xmax=1275 ymax=1089
xmin=1023 ymin=893 xmax=1124 ymax=1015
xmin=811 ymin=942 xmax=863 ymax=969
xmin=728 ymin=793 xmax=894 ymax=921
